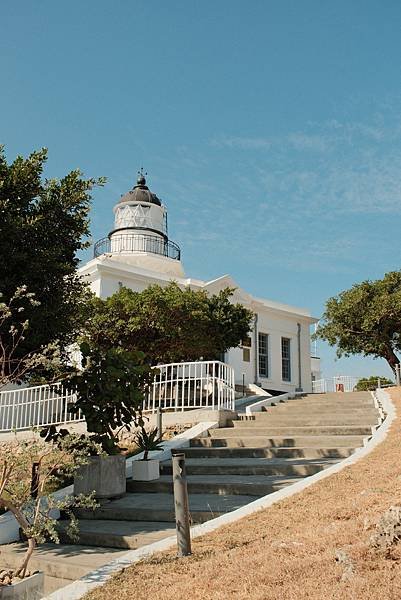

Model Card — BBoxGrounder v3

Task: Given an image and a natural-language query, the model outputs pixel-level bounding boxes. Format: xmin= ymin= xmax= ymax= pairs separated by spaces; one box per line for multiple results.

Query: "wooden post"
xmin=172 ymin=452 xmax=191 ymax=557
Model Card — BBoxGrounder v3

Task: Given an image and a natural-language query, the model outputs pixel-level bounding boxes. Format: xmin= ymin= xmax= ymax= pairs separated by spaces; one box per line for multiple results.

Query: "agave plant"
xmin=134 ymin=425 xmax=164 ymax=460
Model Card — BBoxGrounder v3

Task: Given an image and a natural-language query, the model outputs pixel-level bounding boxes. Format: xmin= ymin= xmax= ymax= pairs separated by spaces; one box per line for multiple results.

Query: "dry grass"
xmin=85 ymin=389 xmax=401 ymax=600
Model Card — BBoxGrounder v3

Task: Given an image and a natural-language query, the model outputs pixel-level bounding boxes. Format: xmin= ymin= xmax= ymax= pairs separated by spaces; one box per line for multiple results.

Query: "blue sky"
xmin=1 ymin=1 xmax=401 ymax=379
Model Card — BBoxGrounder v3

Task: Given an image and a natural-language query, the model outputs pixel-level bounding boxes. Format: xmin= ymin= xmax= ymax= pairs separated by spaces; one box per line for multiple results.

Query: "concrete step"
xmin=287 ymin=395 xmax=373 ymax=404
xmin=192 ymin=434 xmax=368 ymax=448
xmin=208 ymin=426 xmax=372 ymax=437
xmin=160 ymin=457 xmax=338 ymax=477
xmin=304 ymin=393 xmax=371 ymax=400
xmin=180 ymin=446 xmax=356 ymax=459
xmin=249 ymin=412 xmax=378 ymax=422
xmin=277 ymin=399 xmax=375 ymax=408
xmin=75 ymin=492 xmax=256 ymax=524
xmin=250 ymin=415 xmax=377 ymax=424
xmin=260 ymin=406 xmax=378 ymax=414
xmin=284 ymin=392 xmax=372 ymax=398
xmin=241 ymin=414 xmax=379 ymax=429
xmin=224 ymin=425 xmax=372 ymax=436
xmin=0 ymin=542 xmax=127 ymax=592
xmin=127 ymin=474 xmax=302 ymax=496
xmin=232 ymin=416 xmax=379 ymax=426
xmin=267 ymin=400 xmax=375 ymax=410
xmin=58 ymin=519 xmax=176 ymax=549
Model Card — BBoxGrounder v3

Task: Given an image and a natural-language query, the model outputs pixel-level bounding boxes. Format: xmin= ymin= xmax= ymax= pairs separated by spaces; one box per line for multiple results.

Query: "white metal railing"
xmin=312 ymin=376 xmax=359 ymax=394
xmin=143 ymin=361 xmax=235 ymax=413
xmin=0 ymin=361 xmax=235 ymax=432
xmin=0 ymin=383 xmax=82 ymax=432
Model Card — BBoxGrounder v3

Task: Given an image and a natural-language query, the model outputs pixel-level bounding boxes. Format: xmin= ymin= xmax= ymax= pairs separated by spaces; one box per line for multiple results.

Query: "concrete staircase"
xmin=0 ymin=391 xmax=379 ymax=595
xmin=62 ymin=390 xmax=378 ymax=547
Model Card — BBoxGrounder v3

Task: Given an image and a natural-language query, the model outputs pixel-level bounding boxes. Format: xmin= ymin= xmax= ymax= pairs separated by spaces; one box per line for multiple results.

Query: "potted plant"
xmin=0 ymin=434 xmax=97 ymax=599
xmin=132 ymin=425 xmax=164 ymax=481
xmin=63 ymin=342 xmax=154 ymax=498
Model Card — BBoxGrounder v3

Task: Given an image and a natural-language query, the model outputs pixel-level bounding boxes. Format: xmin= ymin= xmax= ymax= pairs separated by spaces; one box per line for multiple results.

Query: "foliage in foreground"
xmin=0 ymin=146 xmax=104 ymax=379
xmin=84 ymin=283 xmax=254 ymax=364
xmin=315 ymin=271 xmax=401 ymax=373
xmin=45 ymin=343 xmax=154 ymax=455
xmin=0 ymin=287 xmax=62 ymax=388
xmin=0 ymin=435 xmax=99 ymax=579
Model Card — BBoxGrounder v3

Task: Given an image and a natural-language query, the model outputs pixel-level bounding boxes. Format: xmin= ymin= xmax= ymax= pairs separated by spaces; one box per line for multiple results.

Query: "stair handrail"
xmin=0 ymin=360 xmax=235 ymax=432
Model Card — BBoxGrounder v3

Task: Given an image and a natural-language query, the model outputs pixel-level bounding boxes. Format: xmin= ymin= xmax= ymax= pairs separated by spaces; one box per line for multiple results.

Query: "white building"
xmin=79 ymin=172 xmax=320 ymax=393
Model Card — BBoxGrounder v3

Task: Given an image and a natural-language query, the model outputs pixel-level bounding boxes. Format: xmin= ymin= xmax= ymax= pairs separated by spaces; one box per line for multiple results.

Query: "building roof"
xmin=79 ymin=257 xmax=318 ymax=323
xmin=118 ymin=173 xmax=162 ymax=207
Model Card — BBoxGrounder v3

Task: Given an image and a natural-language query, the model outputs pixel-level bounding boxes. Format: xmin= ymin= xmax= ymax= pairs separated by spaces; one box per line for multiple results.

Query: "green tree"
xmin=315 ymin=271 xmax=401 ymax=373
xmin=84 ymin=283 xmax=253 ymax=364
xmin=0 ymin=146 xmax=104 ymax=376
xmin=355 ymin=376 xmax=393 ymax=391
xmin=63 ymin=342 xmax=154 ymax=454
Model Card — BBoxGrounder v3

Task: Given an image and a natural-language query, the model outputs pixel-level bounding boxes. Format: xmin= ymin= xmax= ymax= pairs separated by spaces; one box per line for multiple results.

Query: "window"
xmin=243 ymin=348 xmax=251 ymax=362
xmin=241 ymin=336 xmax=252 ymax=348
xmin=258 ymin=333 xmax=269 ymax=378
xmin=281 ymin=337 xmax=291 ymax=382
xmin=241 ymin=336 xmax=251 ymax=363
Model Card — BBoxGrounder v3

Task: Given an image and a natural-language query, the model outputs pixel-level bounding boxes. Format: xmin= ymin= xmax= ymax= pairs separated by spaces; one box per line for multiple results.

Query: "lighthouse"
xmin=80 ymin=169 xmax=319 ymax=392
xmin=94 ymin=170 xmax=184 ymax=277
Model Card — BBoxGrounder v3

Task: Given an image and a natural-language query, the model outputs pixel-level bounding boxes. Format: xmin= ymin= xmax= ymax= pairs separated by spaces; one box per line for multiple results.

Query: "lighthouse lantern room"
xmin=93 ymin=170 xmax=184 ymax=277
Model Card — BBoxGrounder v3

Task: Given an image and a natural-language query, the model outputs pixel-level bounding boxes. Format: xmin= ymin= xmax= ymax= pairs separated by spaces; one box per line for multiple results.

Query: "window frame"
xmin=281 ymin=337 xmax=292 ymax=382
xmin=241 ymin=336 xmax=252 ymax=348
xmin=258 ymin=332 xmax=269 ymax=378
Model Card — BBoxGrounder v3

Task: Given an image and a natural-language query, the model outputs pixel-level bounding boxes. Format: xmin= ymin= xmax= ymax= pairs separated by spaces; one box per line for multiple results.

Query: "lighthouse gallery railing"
xmin=94 ymin=233 xmax=181 ymax=260
xmin=0 ymin=361 xmax=235 ymax=432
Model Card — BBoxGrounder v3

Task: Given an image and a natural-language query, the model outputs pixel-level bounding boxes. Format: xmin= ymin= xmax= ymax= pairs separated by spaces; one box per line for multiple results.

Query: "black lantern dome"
xmin=119 ymin=171 xmax=162 ymax=207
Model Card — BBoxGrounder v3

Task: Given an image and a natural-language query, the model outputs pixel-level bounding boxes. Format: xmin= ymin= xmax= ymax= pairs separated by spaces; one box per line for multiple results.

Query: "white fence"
xmin=0 ymin=383 xmax=82 ymax=432
xmin=143 ymin=361 xmax=235 ymax=413
xmin=312 ymin=376 xmax=359 ymax=394
xmin=0 ymin=361 xmax=235 ymax=432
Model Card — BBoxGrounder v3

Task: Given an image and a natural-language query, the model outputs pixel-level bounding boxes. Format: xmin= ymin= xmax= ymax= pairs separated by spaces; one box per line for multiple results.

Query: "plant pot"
xmin=0 ymin=572 xmax=44 ymax=600
xmin=132 ymin=459 xmax=160 ymax=481
xmin=74 ymin=455 xmax=126 ymax=499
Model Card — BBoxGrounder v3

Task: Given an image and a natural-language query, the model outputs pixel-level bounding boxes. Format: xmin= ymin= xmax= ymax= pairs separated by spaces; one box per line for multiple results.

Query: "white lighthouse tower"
xmin=94 ymin=170 xmax=184 ymax=277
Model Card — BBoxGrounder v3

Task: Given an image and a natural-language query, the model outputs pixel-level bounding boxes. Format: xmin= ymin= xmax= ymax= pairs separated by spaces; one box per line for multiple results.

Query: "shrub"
xmin=0 ymin=434 xmax=98 ymax=580
xmin=356 ymin=376 xmax=393 ymax=391
xmin=64 ymin=342 xmax=154 ymax=455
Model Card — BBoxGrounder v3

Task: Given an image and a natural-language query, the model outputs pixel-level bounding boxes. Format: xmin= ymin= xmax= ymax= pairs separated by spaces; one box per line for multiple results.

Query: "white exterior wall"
xmin=227 ymin=346 xmax=255 ymax=388
xmin=226 ymin=312 xmax=313 ymax=393
xmin=311 ymin=356 xmax=322 ymax=381
xmin=99 ymin=273 xmax=149 ymax=297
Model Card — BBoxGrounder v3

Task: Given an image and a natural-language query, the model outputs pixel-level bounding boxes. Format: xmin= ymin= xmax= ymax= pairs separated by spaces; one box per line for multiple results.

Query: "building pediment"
xmin=203 ymin=275 xmax=254 ymax=305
